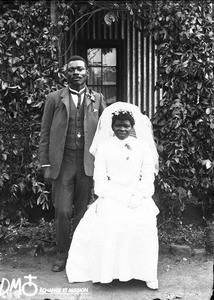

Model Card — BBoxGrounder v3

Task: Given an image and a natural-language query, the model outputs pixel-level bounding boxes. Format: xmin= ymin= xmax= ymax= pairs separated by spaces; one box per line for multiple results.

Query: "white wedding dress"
xmin=66 ymin=136 xmax=159 ymax=286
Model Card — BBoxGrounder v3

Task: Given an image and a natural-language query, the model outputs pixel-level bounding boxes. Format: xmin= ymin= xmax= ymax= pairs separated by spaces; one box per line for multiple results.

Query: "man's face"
xmin=67 ymin=60 xmax=89 ymax=90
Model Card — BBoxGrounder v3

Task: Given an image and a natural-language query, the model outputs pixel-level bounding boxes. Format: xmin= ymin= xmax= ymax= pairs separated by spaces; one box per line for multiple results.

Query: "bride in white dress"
xmin=66 ymin=102 xmax=159 ymax=289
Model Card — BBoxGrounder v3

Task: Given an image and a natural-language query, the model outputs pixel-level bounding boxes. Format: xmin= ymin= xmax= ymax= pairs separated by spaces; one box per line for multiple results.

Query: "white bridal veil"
xmin=90 ymin=102 xmax=159 ymax=174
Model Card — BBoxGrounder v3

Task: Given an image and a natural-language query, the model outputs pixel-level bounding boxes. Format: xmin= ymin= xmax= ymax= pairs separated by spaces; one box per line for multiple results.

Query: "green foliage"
xmin=0 ymin=1 xmax=67 ymax=217
xmin=158 ymin=220 xmax=206 ymax=248
xmin=148 ymin=0 xmax=214 ymax=219
xmin=0 ymin=217 xmax=56 ymax=247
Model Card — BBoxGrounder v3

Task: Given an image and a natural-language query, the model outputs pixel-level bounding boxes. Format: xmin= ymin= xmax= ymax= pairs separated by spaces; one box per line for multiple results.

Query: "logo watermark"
xmin=0 ymin=274 xmax=38 ymax=299
xmin=0 ymin=274 xmax=90 ymax=299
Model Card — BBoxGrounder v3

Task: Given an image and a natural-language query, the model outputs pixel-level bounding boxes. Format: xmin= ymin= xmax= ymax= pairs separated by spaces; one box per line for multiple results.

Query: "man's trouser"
xmin=52 ymin=148 xmax=93 ymax=258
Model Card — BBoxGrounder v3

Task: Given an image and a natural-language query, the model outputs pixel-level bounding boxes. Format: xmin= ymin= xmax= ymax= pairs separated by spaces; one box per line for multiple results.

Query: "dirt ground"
xmin=0 ymin=248 xmax=213 ymax=300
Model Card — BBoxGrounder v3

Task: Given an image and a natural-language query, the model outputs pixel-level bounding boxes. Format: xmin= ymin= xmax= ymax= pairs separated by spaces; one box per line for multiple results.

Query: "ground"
xmin=0 ymin=245 xmax=213 ymax=300
xmin=0 ymin=212 xmax=213 ymax=300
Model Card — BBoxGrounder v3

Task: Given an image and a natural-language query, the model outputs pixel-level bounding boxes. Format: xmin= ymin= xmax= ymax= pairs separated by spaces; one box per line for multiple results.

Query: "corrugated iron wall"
xmin=126 ymin=16 xmax=162 ymax=118
xmin=63 ymin=12 xmax=162 ymax=118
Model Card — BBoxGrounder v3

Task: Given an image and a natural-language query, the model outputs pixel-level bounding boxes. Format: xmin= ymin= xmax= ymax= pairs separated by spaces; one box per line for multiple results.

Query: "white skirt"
xmin=66 ymin=196 xmax=159 ymax=284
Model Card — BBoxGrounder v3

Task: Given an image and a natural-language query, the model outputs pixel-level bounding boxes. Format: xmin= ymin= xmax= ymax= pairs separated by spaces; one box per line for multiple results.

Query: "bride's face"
xmin=112 ymin=119 xmax=132 ymax=140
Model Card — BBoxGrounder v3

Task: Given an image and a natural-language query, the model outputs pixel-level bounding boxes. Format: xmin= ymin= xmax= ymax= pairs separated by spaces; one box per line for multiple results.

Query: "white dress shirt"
xmin=69 ymin=87 xmax=86 ymax=107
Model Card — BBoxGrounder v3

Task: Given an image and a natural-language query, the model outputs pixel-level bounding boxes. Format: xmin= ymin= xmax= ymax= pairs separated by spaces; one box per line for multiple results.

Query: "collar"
xmin=113 ymin=135 xmax=133 ymax=145
xmin=69 ymin=87 xmax=86 ymax=95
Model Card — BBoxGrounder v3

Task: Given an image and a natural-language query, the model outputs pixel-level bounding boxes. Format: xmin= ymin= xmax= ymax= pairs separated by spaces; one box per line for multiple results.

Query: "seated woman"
xmin=66 ymin=103 xmax=159 ymax=290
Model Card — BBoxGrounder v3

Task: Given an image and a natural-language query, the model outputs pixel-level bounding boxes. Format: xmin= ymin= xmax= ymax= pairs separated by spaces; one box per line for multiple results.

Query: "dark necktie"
xmin=70 ymin=89 xmax=85 ymax=109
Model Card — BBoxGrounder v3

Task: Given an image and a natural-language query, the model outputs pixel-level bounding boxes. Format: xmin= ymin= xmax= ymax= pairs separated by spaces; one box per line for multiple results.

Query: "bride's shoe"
xmin=146 ymin=280 xmax=159 ymax=290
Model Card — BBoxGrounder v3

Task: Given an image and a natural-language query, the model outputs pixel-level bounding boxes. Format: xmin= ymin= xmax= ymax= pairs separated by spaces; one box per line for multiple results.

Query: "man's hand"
xmin=43 ymin=166 xmax=52 ymax=185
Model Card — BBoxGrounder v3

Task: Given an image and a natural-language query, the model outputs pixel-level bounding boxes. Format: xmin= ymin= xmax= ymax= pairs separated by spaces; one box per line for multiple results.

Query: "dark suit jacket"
xmin=39 ymin=86 xmax=106 ymax=179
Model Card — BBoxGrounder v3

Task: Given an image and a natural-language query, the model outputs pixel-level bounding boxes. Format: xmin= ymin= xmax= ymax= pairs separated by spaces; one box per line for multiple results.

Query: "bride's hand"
xmin=127 ymin=194 xmax=142 ymax=208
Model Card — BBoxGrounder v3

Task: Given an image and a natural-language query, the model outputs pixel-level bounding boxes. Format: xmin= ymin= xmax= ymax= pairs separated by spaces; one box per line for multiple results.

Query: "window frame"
xmin=87 ymin=47 xmax=117 ymax=104
xmin=77 ymin=40 xmax=126 ymax=103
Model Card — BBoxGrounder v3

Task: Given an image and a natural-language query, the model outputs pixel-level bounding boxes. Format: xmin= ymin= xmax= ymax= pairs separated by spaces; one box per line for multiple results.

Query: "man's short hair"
xmin=67 ymin=55 xmax=87 ymax=68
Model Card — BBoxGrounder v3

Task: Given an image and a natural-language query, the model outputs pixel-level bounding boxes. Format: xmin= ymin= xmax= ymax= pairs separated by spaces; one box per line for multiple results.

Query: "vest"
xmin=65 ymin=94 xmax=84 ymax=149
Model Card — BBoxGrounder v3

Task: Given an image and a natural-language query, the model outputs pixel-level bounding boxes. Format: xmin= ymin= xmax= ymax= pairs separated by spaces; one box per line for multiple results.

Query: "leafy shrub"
xmin=148 ymin=0 xmax=214 ymax=220
xmin=0 ymin=217 xmax=56 ymax=248
xmin=158 ymin=220 xmax=206 ymax=248
xmin=0 ymin=1 xmax=67 ymax=218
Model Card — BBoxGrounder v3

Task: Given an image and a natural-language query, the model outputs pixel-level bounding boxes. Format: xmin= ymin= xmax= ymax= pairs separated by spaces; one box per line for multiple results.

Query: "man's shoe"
xmin=52 ymin=258 xmax=67 ymax=272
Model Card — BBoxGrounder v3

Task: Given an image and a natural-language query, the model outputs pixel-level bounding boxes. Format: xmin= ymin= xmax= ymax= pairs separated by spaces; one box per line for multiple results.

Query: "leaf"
xmin=104 ymin=12 xmax=116 ymax=26
xmin=2 ymin=173 xmax=9 ymax=180
xmin=19 ymin=182 xmax=25 ymax=193
xmin=166 ymin=66 xmax=171 ymax=74
xmin=27 ymin=97 xmax=32 ymax=104
xmin=16 ymin=39 xmax=20 ymax=46
xmin=197 ymin=82 xmax=202 ymax=90
xmin=1 ymin=81 xmax=8 ymax=90
xmin=207 ymin=16 xmax=213 ymax=24
xmin=2 ymin=153 xmax=7 ymax=161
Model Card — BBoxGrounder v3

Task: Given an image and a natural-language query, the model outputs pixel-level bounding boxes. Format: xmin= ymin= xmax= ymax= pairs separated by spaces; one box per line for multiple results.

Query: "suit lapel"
xmin=61 ymin=86 xmax=95 ymax=115
xmin=84 ymin=87 xmax=96 ymax=108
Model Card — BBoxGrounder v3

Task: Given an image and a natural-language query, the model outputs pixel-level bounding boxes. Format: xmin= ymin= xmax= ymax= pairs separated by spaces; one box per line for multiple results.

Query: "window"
xmin=87 ymin=48 xmax=117 ymax=105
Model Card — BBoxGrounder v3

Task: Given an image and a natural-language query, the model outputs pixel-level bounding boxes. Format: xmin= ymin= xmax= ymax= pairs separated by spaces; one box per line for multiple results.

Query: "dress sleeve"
xmin=93 ymin=143 xmax=110 ymax=198
xmin=136 ymin=141 xmax=155 ymax=198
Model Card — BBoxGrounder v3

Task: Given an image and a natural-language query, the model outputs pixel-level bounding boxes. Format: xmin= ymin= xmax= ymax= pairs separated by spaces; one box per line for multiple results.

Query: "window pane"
xmin=87 ymin=48 xmax=101 ymax=66
xmin=103 ymin=67 xmax=116 ymax=85
xmin=88 ymin=67 xmax=102 ymax=85
xmin=103 ymin=86 xmax=116 ymax=105
xmin=102 ymin=48 xmax=116 ymax=66
xmin=87 ymin=47 xmax=117 ymax=105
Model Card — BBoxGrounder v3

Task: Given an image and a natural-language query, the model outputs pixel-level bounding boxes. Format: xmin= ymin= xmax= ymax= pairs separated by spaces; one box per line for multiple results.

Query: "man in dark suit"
xmin=39 ymin=55 xmax=106 ymax=272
